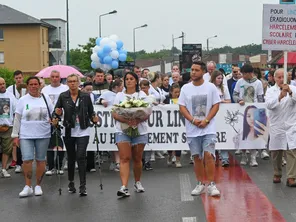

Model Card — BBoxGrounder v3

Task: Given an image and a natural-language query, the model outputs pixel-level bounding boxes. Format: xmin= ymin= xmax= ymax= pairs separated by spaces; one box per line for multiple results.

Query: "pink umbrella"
xmin=35 ymin=65 xmax=84 ymax=78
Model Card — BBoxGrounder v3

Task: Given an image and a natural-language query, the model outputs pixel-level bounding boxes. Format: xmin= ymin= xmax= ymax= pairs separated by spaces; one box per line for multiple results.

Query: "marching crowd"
xmin=1 ymin=61 xmax=296 ymax=198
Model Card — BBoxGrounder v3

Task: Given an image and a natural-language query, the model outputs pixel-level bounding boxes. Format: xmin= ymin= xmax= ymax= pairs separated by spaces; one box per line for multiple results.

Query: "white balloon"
xmin=100 ymin=37 xmax=111 ymax=47
xmin=93 ymin=45 xmax=100 ymax=53
xmin=94 ymin=61 xmax=101 ymax=66
xmin=103 ymin=64 xmax=111 ymax=71
xmin=109 ymin=41 xmax=117 ymax=50
xmin=91 ymin=53 xmax=100 ymax=62
xmin=110 ymin=50 xmax=119 ymax=59
xmin=109 ymin=34 xmax=119 ymax=42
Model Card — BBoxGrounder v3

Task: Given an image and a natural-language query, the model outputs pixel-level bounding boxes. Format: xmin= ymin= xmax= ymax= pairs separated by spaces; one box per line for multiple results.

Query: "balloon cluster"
xmin=90 ymin=35 xmax=127 ymax=71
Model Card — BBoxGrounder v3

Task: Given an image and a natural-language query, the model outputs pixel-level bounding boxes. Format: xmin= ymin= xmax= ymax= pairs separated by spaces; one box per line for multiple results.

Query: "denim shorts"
xmin=187 ymin=134 xmax=216 ymax=159
xmin=115 ymin=133 xmax=148 ymax=146
xmin=20 ymin=138 xmax=50 ymax=161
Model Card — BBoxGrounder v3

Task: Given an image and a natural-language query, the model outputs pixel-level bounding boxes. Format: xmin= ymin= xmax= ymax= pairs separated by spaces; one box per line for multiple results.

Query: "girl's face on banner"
xmin=246 ymin=108 xmax=255 ymax=128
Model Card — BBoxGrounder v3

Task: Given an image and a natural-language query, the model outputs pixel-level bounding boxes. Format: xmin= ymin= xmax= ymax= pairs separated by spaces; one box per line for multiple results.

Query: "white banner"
xmin=87 ymin=103 xmax=268 ymax=151
xmin=262 ymin=4 xmax=296 ymax=51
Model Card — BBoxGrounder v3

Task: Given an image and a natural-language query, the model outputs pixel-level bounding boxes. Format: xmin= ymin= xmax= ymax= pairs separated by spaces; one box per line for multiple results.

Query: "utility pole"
xmin=66 ymin=0 xmax=70 ymax=65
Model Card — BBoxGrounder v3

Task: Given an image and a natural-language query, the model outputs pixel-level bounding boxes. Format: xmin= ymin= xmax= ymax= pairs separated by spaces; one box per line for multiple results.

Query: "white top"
xmin=113 ymin=91 xmax=149 ymax=135
xmin=266 ymin=84 xmax=296 ymax=150
xmin=15 ymin=94 xmax=53 ymax=139
xmin=148 ymin=86 xmax=166 ymax=104
xmin=233 ymin=78 xmax=264 ymax=103
xmin=41 ymin=84 xmax=69 ymax=106
xmin=216 ymin=86 xmax=231 ymax=101
xmin=291 ymin=80 xmax=296 ymax=87
xmin=178 ymin=81 xmax=221 ymax=137
xmin=98 ymin=90 xmax=116 ymax=107
xmin=0 ymin=91 xmax=17 ymax=126
xmin=7 ymin=84 xmax=26 ymax=99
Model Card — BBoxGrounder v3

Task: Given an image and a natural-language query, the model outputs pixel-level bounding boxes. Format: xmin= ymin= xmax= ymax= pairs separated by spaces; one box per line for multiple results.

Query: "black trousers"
xmin=63 ymin=136 xmax=89 ymax=187
xmin=17 ymin=147 xmax=23 ymax=165
xmin=86 ymin=151 xmax=95 ymax=171
xmin=47 ymin=150 xmax=65 ymax=170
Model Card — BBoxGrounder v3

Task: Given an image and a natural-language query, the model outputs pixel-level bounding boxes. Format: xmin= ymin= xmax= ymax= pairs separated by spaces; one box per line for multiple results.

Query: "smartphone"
xmin=254 ymin=108 xmax=267 ymax=137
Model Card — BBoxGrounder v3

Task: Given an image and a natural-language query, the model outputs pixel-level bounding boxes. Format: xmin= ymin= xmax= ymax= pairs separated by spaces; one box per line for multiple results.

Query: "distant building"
xmin=249 ymin=54 xmax=268 ymax=68
xmin=0 ymin=4 xmax=66 ymax=74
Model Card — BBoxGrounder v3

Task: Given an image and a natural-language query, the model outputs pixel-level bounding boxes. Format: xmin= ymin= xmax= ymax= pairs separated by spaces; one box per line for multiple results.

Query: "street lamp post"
xmin=206 ymin=35 xmax=218 ymax=52
xmin=133 ymin=24 xmax=148 ymax=62
xmin=172 ymin=33 xmax=184 ymax=63
xmin=66 ymin=0 xmax=70 ymax=65
xmin=99 ymin=10 xmax=117 ymax=37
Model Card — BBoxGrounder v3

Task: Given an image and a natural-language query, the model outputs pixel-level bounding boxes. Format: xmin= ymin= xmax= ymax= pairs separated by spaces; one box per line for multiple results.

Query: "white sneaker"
xmin=150 ymin=152 xmax=156 ymax=162
xmin=181 ymin=150 xmax=188 ymax=155
xmin=34 ymin=185 xmax=43 ymax=196
xmin=134 ymin=181 xmax=145 ymax=193
xmin=15 ymin=165 xmax=22 ymax=173
xmin=235 ymin=150 xmax=242 ymax=155
xmin=109 ymin=162 xmax=115 ymax=171
xmin=155 ymin=151 xmax=165 ymax=159
xmin=175 ymin=160 xmax=182 ymax=168
xmin=240 ymin=154 xmax=248 ymax=165
xmin=167 ymin=156 xmax=172 ymax=166
xmin=19 ymin=185 xmax=33 ymax=198
xmin=114 ymin=163 xmax=120 ymax=172
xmin=90 ymin=168 xmax=96 ymax=172
xmin=207 ymin=182 xmax=220 ymax=197
xmin=64 ymin=161 xmax=68 ymax=170
xmin=58 ymin=170 xmax=64 ymax=175
xmin=250 ymin=156 xmax=258 ymax=167
xmin=1 ymin=169 xmax=11 ymax=178
xmin=45 ymin=169 xmax=55 ymax=176
xmin=191 ymin=183 xmax=206 ymax=196
xmin=246 ymin=150 xmax=250 ymax=154
xmin=261 ymin=150 xmax=270 ymax=160
xmin=282 ymin=157 xmax=287 ymax=166
xmin=75 ymin=162 xmax=78 ymax=169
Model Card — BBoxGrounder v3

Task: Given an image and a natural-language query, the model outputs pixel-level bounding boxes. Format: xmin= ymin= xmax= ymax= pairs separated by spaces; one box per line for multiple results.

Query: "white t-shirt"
xmin=148 ymin=86 xmax=166 ymax=104
xmin=216 ymin=86 xmax=231 ymax=101
xmin=15 ymin=94 xmax=53 ymax=139
xmin=233 ymin=78 xmax=264 ymax=103
xmin=291 ymin=80 xmax=296 ymax=87
xmin=0 ymin=91 xmax=17 ymax=126
xmin=7 ymin=84 xmax=26 ymax=99
xmin=113 ymin=91 xmax=149 ymax=135
xmin=98 ymin=90 xmax=116 ymax=107
xmin=41 ymin=84 xmax=69 ymax=106
xmin=178 ymin=81 xmax=221 ymax=137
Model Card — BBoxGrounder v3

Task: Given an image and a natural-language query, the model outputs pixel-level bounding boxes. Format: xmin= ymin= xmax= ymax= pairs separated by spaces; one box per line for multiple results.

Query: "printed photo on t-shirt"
xmin=244 ymin=86 xmax=255 ymax=103
xmin=192 ymin=95 xmax=207 ymax=119
xmin=0 ymin=98 xmax=10 ymax=118
xmin=25 ymin=107 xmax=48 ymax=121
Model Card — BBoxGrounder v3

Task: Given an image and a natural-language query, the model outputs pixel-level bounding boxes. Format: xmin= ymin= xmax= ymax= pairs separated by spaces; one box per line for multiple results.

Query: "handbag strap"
xmin=41 ymin=93 xmax=52 ymax=120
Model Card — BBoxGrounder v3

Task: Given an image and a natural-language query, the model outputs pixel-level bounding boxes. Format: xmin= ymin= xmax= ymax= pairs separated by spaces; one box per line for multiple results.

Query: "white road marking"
xmin=179 ymin=173 xmax=194 ymax=201
xmin=182 ymin=217 xmax=197 ymax=222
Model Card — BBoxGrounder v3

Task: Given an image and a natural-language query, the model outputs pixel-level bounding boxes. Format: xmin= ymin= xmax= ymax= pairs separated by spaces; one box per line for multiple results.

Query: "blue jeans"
xmin=115 ymin=133 xmax=148 ymax=146
xmin=219 ymin=150 xmax=229 ymax=163
xmin=187 ymin=134 xmax=216 ymax=159
xmin=20 ymin=138 xmax=50 ymax=161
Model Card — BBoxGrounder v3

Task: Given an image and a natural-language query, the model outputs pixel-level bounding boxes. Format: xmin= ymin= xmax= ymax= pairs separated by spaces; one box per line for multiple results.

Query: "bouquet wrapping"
xmin=112 ymin=97 xmax=152 ymax=137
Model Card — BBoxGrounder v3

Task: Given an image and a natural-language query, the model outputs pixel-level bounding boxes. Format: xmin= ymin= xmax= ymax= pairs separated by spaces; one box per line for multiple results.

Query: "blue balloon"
xmin=103 ymin=45 xmax=112 ymax=54
xmin=97 ymin=49 xmax=105 ymax=59
xmin=91 ymin=62 xmax=97 ymax=69
xmin=111 ymin=60 xmax=119 ymax=69
xmin=116 ymin=40 xmax=124 ymax=49
xmin=119 ymin=49 xmax=127 ymax=55
xmin=100 ymin=58 xmax=105 ymax=64
xmin=103 ymin=56 xmax=112 ymax=65
xmin=96 ymin=37 xmax=102 ymax=46
xmin=118 ymin=53 xmax=127 ymax=62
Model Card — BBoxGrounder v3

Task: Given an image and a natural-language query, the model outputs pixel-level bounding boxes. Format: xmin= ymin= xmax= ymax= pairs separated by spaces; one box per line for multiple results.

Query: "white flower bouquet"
xmin=112 ymin=96 xmax=152 ymax=137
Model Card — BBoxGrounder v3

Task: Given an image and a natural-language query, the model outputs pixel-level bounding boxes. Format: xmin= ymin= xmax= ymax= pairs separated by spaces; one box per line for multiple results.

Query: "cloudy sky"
xmin=1 ymin=0 xmax=279 ymax=52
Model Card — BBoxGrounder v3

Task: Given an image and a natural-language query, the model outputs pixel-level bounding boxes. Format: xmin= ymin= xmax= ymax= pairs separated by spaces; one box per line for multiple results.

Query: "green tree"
xmin=0 ymin=67 xmax=14 ymax=87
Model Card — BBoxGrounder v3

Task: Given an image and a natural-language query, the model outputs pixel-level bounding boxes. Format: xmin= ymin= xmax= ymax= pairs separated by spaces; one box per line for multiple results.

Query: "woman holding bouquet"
xmin=112 ymin=72 xmax=150 ymax=197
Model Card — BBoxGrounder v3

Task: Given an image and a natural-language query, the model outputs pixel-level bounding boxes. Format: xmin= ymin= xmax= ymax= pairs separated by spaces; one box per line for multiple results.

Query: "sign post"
xmin=262 ymin=4 xmax=296 ymax=83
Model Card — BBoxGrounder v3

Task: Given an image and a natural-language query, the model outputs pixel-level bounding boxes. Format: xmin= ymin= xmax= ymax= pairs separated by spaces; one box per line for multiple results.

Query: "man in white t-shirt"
xmin=0 ymin=78 xmax=17 ymax=178
xmin=178 ymin=61 xmax=221 ymax=197
xmin=42 ymin=70 xmax=68 ymax=176
xmin=232 ymin=64 xmax=268 ymax=166
xmin=7 ymin=70 xmax=25 ymax=173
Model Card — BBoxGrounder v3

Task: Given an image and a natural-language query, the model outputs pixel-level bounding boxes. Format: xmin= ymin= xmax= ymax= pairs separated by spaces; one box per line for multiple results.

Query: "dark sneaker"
xmin=79 ymin=186 xmax=87 ymax=197
xmin=117 ymin=186 xmax=130 ymax=197
xmin=144 ymin=162 xmax=153 ymax=171
xmin=68 ymin=181 xmax=76 ymax=194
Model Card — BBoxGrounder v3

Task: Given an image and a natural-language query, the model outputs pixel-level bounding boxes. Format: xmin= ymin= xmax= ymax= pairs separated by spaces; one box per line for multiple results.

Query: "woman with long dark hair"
xmin=112 ymin=72 xmax=150 ymax=197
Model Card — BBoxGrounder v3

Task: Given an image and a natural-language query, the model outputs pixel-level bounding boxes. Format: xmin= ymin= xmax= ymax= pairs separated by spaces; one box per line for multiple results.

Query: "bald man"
xmin=0 ymin=78 xmax=17 ymax=178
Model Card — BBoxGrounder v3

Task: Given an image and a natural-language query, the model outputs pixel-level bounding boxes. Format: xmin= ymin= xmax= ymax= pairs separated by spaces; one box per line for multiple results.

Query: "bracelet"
xmin=191 ymin=117 xmax=196 ymax=124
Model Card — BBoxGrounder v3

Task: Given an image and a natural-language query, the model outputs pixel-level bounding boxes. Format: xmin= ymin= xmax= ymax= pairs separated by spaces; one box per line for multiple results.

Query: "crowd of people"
xmin=1 ymin=62 xmax=296 ymax=199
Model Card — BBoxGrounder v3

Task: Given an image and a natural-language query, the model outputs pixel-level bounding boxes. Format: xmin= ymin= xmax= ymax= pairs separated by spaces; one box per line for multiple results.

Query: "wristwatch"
xmin=289 ymin=91 xmax=293 ymax=96
xmin=205 ymin=119 xmax=210 ymax=124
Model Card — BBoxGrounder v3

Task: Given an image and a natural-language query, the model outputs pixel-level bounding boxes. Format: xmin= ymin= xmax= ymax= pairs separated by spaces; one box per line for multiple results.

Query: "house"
xmin=0 ymin=4 xmax=66 ymax=74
